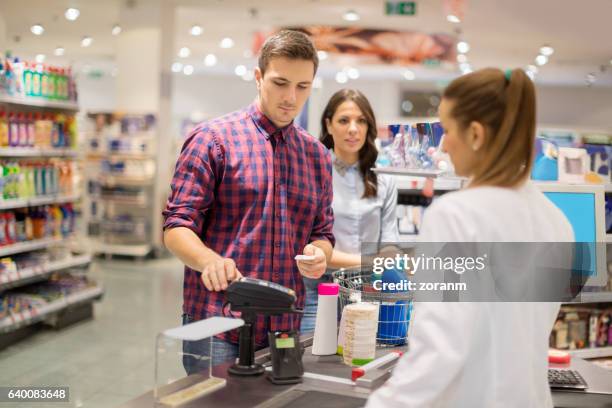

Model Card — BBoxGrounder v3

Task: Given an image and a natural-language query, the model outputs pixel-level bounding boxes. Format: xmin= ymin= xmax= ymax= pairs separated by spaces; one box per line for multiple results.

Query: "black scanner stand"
xmin=225 ymin=277 xmax=302 ymax=376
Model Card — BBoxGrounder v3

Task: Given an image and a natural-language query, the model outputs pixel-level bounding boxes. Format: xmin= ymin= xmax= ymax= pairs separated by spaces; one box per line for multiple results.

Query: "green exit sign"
xmin=386 ymin=1 xmax=416 ymax=16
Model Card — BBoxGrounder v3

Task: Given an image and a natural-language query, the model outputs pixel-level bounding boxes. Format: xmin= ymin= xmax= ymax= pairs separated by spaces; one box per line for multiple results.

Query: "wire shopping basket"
xmin=332 ymin=266 xmax=413 ymax=346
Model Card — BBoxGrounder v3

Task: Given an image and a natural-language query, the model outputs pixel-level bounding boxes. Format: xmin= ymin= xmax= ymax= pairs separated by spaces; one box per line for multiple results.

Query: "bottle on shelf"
xmin=32 ymin=63 xmax=41 ymax=97
xmin=0 ymin=110 xmax=8 ymax=147
xmin=8 ymin=112 xmax=19 ymax=147
xmin=18 ymin=112 xmax=28 ymax=147
xmin=23 ymin=62 xmax=33 ymax=97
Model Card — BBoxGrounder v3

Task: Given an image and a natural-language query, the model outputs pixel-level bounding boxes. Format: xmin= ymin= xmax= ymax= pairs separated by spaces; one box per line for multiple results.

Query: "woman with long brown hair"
xmin=366 ymin=68 xmax=574 ymax=407
xmin=300 ymin=89 xmax=399 ymax=333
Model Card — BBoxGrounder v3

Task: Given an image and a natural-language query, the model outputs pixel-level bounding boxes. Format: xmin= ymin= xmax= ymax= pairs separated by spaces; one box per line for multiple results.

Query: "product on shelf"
xmin=0 ymin=159 xmax=76 ymax=201
xmin=0 ymin=52 xmax=77 ymax=102
xmin=386 ymin=122 xmax=447 ymax=171
xmin=551 ymin=306 xmax=612 ymax=350
xmin=0 ymin=204 xmax=75 ymax=246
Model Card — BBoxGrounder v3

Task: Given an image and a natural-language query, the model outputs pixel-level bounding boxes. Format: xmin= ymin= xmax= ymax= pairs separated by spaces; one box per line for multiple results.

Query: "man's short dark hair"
xmin=258 ymin=30 xmax=319 ymax=76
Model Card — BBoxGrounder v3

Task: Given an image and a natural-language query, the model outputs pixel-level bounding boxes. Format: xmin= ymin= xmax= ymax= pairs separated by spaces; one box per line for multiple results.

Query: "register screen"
xmin=544 ymin=192 xmax=596 ymax=276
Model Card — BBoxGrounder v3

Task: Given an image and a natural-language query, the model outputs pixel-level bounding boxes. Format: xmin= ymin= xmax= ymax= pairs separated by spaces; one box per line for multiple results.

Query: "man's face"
xmin=255 ymin=57 xmax=315 ymax=128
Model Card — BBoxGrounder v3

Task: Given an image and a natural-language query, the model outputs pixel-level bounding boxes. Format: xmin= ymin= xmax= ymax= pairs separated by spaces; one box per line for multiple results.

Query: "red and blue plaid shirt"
xmin=163 ymin=102 xmax=335 ymax=346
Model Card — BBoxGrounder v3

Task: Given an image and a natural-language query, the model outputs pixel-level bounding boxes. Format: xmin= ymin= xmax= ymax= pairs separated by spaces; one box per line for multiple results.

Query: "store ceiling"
xmin=0 ymin=0 xmax=611 ymax=86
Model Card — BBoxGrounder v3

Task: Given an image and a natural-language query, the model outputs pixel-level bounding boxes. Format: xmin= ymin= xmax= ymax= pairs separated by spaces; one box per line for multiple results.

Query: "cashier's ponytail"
xmin=443 ymin=68 xmax=536 ymax=188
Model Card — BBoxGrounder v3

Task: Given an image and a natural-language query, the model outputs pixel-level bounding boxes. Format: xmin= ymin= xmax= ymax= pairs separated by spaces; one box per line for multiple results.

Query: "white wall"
xmin=77 ymin=75 xmax=117 ymax=112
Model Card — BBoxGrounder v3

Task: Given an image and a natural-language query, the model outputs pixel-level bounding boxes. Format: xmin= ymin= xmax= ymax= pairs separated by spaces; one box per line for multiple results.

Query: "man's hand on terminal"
xmin=297 ymin=244 xmax=327 ymax=279
xmin=200 ymin=258 xmax=243 ymax=291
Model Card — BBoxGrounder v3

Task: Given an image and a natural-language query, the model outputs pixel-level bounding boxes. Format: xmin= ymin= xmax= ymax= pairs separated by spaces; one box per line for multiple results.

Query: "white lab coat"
xmin=366 ymin=182 xmax=574 ymax=408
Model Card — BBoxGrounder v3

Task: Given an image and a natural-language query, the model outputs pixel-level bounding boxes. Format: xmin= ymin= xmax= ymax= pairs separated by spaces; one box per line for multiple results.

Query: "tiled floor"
xmin=0 ymin=256 xmax=185 ymax=408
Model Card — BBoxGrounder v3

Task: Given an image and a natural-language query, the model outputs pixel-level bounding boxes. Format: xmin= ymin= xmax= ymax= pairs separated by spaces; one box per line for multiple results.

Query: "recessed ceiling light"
xmin=539 ymin=45 xmax=554 ymax=56
xmin=35 ymin=54 xmax=45 ymax=63
xmin=65 ymin=8 xmax=80 ymax=21
xmin=456 ymin=54 xmax=467 ymax=63
xmin=526 ymin=70 xmax=535 ymax=80
xmin=204 ymin=54 xmax=218 ymax=67
xmin=317 ymin=50 xmax=328 ymax=61
xmin=30 ymin=24 xmax=44 ymax=36
xmin=178 ymin=47 xmax=191 ymax=58
xmin=220 ymin=37 xmax=234 ymax=49
xmin=343 ymin=10 xmax=360 ymax=22
xmin=54 ymin=47 xmax=65 ymax=56
xmin=586 ymin=73 xmax=596 ymax=84
xmin=242 ymin=70 xmax=254 ymax=81
xmin=81 ymin=36 xmax=93 ymax=47
xmin=335 ymin=71 xmax=348 ymax=84
xmin=403 ymin=70 xmax=415 ymax=80
xmin=535 ymin=54 xmax=548 ymax=66
xmin=183 ymin=65 xmax=194 ymax=75
xmin=447 ymin=14 xmax=461 ymax=23
xmin=171 ymin=62 xmax=183 ymax=73
xmin=234 ymin=65 xmax=247 ymax=76
xmin=457 ymin=41 xmax=470 ymax=54
xmin=526 ymin=64 xmax=538 ymax=74
xmin=347 ymin=67 xmax=360 ymax=80
xmin=112 ymin=24 xmax=122 ymax=36
xmin=190 ymin=25 xmax=203 ymax=36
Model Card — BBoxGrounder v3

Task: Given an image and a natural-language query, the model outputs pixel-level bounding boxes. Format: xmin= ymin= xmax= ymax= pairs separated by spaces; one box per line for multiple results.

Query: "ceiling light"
xmin=220 ymin=37 xmax=234 ymax=49
xmin=403 ymin=70 xmax=415 ymax=80
xmin=525 ymin=70 xmax=535 ymax=80
xmin=535 ymin=54 xmax=548 ymax=66
xmin=54 ymin=47 xmax=65 ymax=56
xmin=447 ymin=14 xmax=461 ymax=23
xmin=111 ymin=24 xmax=122 ymax=36
xmin=460 ymin=63 xmax=472 ymax=74
xmin=317 ymin=50 xmax=328 ymax=61
xmin=171 ymin=62 xmax=183 ymax=73
xmin=190 ymin=25 xmax=203 ymax=36
xmin=235 ymin=65 xmax=247 ymax=76
xmin=35 ymin=54 xmax=45 ymax=63
xmin=347 ymin=67 xmax=360 ymax=79
xmin=178 ymin=47 xmax=191 ymax=58
xmin=204 ymin=54 xmax=218 ymax=67
xmin=586 ymin=73 xmax=596 ymax=84
xmin=30 ymin=24 xmax=44 ymax=36
xmin=81 ymin=36 xmax=93 ymax=47
xmin=65 ymin=8 xmax=80 ymax=21
xmin=457 ymin=41 xmax=470 ymax=54
xmin=335 ymin=71 xmax=348 ymax=84
xmin=526 ymin=64 xmax=538 ymax=74
xmin=456 ymin=54 xmax=467 ymax=63
xmin=183 ymin=65 xmax=194 ymax=75
xmin=242 ymin=71 xmax=254 ymax=81
xmin=343 ymin=10 xmax=360 ymax=22
xmin=539 ymin=45 xmax=554 ymax=56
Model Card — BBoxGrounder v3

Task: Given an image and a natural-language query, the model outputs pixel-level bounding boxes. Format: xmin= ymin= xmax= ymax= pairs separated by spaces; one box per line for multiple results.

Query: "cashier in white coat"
xmin=366 ymin=68 xmax=574 ymax=408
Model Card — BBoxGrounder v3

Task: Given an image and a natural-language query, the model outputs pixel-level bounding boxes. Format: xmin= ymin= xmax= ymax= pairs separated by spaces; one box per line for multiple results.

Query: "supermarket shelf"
xmin=373 ymin=167 xmax=448 ymax=178
xmin=99 ymin=195 xmax=148 ymax=206
xmin=99 ymin=175 xmax=154 ymax=186
xmin=568 ymin=346 xmax=612 ymax=359
xmin=0 ymin=147 xmax=78 ymax=157
xmin=87 ymin=152 xmax=154 ymax=161
xmin=0 ymin=193 xmax=80 ymax=210
xmin=396 ymin=177 xmax=464 ymax=192
xmin=0 ymin=254 xmax=91 ymax=291
xmin=0 ymin=94 xmax=79 ymax=111
xmin=0 ymin=236 xmax=74 ymax=258
xmin=92 ymin=242 xmax=151 ymax=257
xmin=0 ymin=285 xmax=103 ymax=334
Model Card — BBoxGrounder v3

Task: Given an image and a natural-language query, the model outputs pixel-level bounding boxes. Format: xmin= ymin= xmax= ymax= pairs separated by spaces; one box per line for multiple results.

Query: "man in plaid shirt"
xmin=162 ymin=30 xmax=335 ymax=373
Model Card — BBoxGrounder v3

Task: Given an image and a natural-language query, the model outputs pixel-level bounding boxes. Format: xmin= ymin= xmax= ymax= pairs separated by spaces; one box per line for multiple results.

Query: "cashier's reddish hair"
xmin=443 ymin=68 xmax=536 ymax=188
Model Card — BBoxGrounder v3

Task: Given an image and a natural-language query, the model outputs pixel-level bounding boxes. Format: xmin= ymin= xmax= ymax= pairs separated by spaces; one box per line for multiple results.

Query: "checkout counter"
xmin=119 ymin=335 xmax=612 ymax=408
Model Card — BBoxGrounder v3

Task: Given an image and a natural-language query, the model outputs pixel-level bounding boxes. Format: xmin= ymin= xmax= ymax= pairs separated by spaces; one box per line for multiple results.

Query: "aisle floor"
xmin=0 ymin=257 xmax=185 ymax=408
